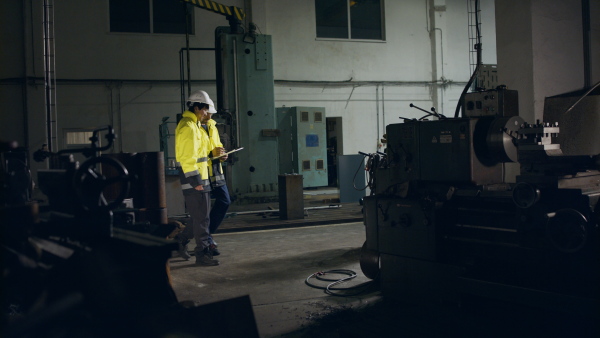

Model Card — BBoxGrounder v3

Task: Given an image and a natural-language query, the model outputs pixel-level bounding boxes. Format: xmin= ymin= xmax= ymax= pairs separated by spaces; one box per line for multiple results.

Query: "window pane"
xmin=66 ymin=131 xmax=93 ymax=145
xmin=350 ymin=0 xmax=382 ymax=40
xmin=109 ymin=0 xmax=150 ymax=33
xmin=153 ymin=0 xmax=191 ymax=34
xmin=316 ymin=0 xmax=348 ymax=39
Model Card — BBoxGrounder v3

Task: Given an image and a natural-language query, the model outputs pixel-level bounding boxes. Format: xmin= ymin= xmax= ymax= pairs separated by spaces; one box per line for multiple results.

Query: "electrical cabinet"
xmin=277 ymin=107 xmax=328 ymax=188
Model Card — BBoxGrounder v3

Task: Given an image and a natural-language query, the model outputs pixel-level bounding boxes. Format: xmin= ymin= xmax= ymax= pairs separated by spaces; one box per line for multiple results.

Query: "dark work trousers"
xmin=209 ymin=184 xmax=231 ymax=238
xmin=182 ymin=191 xmax=211 ymax=251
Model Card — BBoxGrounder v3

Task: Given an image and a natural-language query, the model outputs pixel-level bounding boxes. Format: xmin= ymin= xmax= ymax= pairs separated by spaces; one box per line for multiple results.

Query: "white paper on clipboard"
xmin=213 ymin=147 xmax=244 ymax=160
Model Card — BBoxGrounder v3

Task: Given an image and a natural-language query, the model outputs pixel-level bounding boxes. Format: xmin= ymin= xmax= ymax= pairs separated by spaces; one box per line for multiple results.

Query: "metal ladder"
xmin=43 ymin=0 xmax=58 ymax=154
xmin=467 ymin=0 xmax=482 ymax=75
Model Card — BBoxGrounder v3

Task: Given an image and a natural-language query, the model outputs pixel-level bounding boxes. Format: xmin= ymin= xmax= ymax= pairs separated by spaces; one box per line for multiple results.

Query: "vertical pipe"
xmin=427 ymin=0 xmax=440 ymax=117
xmin=185 ymin=5 xmax=191 ymax=97
xmin=50 ymin=2 xmax=57 ymax=146
xmin=376 ymin=84 xmax=379 ymax=149
xmin=180 ymin=49 xmax=185 ymax=112
xmin=22 ymin=0 xmax=30 ymax=149
xmin=581 ymin=0 xmax=591 ymax=88
xmin=108 ymin=84 xmax=114 ymax=132
xmin=117 ymin=83 xmax=123 ymax=152
xmin=382 ymin=85 xmax=385 ymax=139
xmin=435 ymin=27 xmax=444 ymax=115
xmin=215 ymin=28 xmax=230 ymax=112
xmin=244 ymin=0 xmax=253 ymax=32
xmin=233 ymin=38 xmax=241 ymax=148
xmin=43 ymin=0 xmax=52 ymax=152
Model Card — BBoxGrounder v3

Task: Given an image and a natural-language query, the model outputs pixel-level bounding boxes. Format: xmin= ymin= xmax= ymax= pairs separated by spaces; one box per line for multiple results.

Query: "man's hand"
xmin=214 ymin=147 xmax=228 ymax=161
xmin=194 ymin=185 xmax=204 ymax=191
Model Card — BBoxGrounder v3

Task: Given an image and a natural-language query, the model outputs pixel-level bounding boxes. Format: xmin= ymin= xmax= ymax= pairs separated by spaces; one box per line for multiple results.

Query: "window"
xmin=315 ymin=0 xmax=384 ymax=40
xmin=109 ymin=0 xmax=193 ymax=34
xmin=65 ymin=130 xmax=94 ymax=146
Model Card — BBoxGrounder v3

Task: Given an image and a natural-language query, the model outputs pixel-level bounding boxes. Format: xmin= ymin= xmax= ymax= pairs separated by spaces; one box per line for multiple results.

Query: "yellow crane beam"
xmin=181 ymin=0 xmax=245 ymax=22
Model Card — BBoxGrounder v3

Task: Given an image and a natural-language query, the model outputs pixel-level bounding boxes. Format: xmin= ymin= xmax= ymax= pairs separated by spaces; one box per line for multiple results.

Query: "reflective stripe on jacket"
xmin=175 ymin=111 xmax=211 ymax=193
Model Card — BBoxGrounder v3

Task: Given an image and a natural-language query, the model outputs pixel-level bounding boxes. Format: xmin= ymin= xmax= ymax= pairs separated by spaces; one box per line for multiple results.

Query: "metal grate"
xmin=301 ymin=111 xmax=309 ymax=122
xmin=316 ymin=159 xmax=324 ymax=170
xmin=302 ymin=160 xmax=311 ymax=171
xmin=314 ymin=112 xmax=323 ymax=122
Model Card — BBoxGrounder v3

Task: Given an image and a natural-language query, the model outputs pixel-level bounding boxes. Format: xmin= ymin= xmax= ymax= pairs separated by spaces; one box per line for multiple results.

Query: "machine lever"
xmin=410 ymin=103 xmax=443 ymax=120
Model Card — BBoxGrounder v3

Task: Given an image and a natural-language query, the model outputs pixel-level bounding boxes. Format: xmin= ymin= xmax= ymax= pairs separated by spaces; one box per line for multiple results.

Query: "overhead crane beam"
xmin=180 ymin=0 xmax=245 ymax=22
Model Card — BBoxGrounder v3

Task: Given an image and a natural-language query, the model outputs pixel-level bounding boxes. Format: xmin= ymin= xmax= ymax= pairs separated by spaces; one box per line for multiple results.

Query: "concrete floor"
xmin=169 ymin=221 xmax=379 ymax=337
xmin=168 ymin=221 xmax=600 ymax=338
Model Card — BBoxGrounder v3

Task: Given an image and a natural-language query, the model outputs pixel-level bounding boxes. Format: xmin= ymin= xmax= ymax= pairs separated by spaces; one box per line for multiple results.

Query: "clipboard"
xmin=213 ymin=147 xmax=244 ymax=160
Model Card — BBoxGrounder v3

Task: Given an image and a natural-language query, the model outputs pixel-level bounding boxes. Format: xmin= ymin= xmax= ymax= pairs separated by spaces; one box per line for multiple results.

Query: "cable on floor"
xmin=305 ymin=269 xmax=377 ymax=297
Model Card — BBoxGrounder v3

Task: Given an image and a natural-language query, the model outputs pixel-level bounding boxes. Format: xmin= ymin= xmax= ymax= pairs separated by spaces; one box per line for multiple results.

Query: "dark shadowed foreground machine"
xmin=360 ymin=87 xmax=600 ymax=316
xmin=1 ymin=127 xmax=258 ymax=337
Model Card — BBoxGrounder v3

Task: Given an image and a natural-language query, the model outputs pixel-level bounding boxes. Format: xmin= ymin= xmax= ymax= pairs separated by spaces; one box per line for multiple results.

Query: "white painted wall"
xmin=2 ymin=0 xmax=498 ymax=180
xmin=267 ymin=0 xmax=497 ymax=155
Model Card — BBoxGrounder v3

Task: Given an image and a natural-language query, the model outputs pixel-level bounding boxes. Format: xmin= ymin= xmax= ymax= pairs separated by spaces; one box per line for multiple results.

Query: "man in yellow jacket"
xmin=200 ymin=99 xmax=230 ymax=256
xmin=175 ymin=90 xmax=219 ymax=266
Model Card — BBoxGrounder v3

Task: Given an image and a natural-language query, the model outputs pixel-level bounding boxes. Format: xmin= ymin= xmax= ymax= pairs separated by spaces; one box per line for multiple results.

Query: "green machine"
xmin=215 ymin=28 xmax=280 ymax=203
xmin=164 ymin=2 xmax=283 ymax=206
xmin=277 ymin=107 xmax=328 ymax=188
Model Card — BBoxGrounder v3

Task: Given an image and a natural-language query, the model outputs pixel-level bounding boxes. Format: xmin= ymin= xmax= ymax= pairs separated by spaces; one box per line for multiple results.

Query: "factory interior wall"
xmin=2 ymin=0 xmax=498 ymax=180
xmin=269 ymin=0 xmax=497 ymax=156
xmin=273 ymin=83 xmax=466 ymax=156
xmin=43 ymin=0 xmax=226 ymax=81
xmin=0 ymin=0 xmax=26 ymax=147
xmin=496 ymin=0 xmax=600 ymax=123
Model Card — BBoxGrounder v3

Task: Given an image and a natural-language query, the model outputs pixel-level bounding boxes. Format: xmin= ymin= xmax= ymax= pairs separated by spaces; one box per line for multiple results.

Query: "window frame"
xmin=108 ymin=0 xmax=194 ymax=35
xmin=315 ymin=0 xmax=386 ymax=42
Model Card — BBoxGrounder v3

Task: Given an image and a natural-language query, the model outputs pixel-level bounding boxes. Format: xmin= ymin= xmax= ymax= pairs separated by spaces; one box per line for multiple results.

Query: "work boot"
xmin=195 ymin=248 xmax=219 ymax=266
xmin=209 ymin=243 xmax=220 ymax=256
xmin=175 ymin=235 xmax=191 ymax=260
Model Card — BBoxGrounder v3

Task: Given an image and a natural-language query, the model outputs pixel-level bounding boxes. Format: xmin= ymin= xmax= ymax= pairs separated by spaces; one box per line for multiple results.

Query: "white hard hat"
xmin=187 ymin=90 xmax=217 ymax=114
xmin=187 ymin=90 xmax=211 ymax=105
xmin=206 ymin=98 xmax=217 ymax=114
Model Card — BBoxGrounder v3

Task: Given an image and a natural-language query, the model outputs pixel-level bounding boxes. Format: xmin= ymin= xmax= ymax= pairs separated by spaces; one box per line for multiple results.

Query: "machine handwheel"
xmin=512 ymin=182 xmax=541 ymax=209
xmin=360 ymin=241 xmax=380 ymax=280
xmin=73 ymin=156 xmax=130 ymax=212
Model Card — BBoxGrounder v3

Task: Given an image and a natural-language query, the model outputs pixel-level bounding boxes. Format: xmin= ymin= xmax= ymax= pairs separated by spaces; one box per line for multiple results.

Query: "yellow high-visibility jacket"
xmin=204 ymin=119 xmax=226 ymax=187
xmin=175 ymin=111 xmax=211 ymax=193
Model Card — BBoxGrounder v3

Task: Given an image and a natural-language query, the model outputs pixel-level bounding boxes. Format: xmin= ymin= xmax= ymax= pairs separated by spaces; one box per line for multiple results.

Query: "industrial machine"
xmin=215 ymin=28 xmax=280 ymax=203
xmin=171 ymin=1 xmax=332 ymax=205
xmin=168 ymin=0 xmax=282 ymax=204
xmin=1 ymin=127 xmax=260 ymax=336
xmin=360 ymin=86 xmax=600 ymax=314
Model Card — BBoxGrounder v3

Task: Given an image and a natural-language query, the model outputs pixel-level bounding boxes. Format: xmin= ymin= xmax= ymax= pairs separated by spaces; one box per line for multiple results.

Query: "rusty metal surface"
xmin=278 ymin=174 xmax=304 ymax=220
xmin=134 ymin=152 xmax=166 ymax=209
